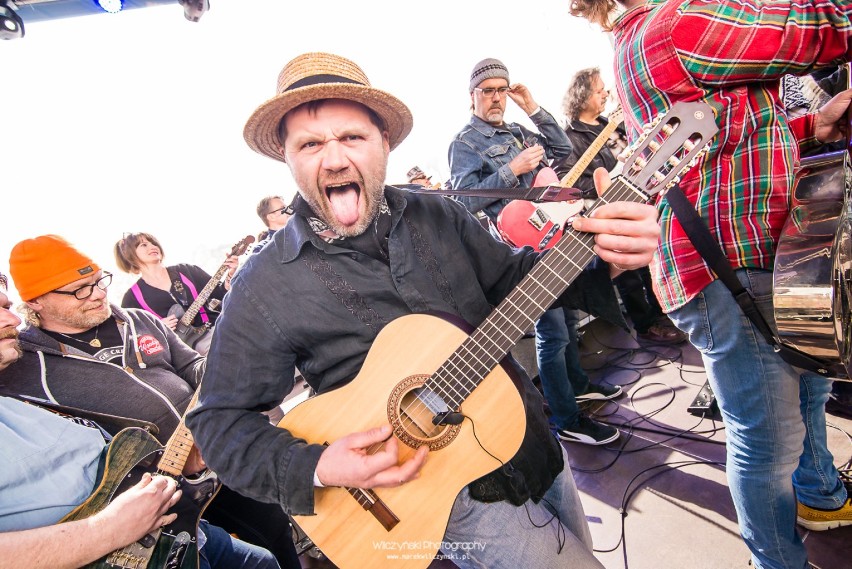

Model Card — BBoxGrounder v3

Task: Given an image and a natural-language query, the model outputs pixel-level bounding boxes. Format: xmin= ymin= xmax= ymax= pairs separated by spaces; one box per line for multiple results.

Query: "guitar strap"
xmin=131 ymin=275 xmax=211 ymax=324
xmin=130 ymin=283 xmax=163 ymax=318
xmin=397 ymin=184 xmax=583 ymax=203
xmin=664 ymin=184 xmax=836 ymax=377
xmin=11 ymin=393 xmax=160 ymax=437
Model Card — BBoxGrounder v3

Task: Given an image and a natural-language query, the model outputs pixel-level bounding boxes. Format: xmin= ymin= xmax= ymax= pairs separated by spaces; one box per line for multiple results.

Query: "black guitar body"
xmin=167 ymin=305 xmax=212 ymax=350
xmin=107 ymin=448 xmax=221 ymax=569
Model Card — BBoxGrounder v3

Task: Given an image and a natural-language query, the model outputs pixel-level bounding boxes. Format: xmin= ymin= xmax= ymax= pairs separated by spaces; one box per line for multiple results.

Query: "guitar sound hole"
xmin=397 ymin=386 xmax=451 ymax=440
xmin=389 ymin=376 xmax=462 ymax=450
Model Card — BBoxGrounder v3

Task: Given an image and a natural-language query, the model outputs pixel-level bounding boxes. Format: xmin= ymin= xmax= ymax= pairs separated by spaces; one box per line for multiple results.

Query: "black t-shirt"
xmin=42 ymin=318 xmax=124 ymax=363
xmin=121 ymin=264 xmax=226 ymax=327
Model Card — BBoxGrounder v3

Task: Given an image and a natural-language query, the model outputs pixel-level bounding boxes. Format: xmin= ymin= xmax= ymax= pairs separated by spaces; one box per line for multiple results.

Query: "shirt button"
xmin=350 ymin=254 xmax=358 ymax=260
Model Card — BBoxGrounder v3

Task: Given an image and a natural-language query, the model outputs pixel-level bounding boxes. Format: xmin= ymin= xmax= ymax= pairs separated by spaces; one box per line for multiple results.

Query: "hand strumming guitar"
xmin=314 ymin=425 xmax=429 ymax=489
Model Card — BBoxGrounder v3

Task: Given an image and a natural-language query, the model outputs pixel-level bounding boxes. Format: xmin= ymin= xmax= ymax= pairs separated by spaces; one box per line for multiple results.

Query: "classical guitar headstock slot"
xmin=620 ymin=102 xmax=718 ymax=198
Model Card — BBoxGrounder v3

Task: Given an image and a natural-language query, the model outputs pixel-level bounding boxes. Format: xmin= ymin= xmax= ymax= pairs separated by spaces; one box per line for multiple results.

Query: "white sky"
xmin=0 ymin=0 xmax=615 ymax=299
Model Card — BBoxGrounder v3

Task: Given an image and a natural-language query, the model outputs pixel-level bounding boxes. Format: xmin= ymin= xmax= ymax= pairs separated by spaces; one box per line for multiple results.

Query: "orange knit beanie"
xmin=9 ymin=235 xmax=100 ymax=301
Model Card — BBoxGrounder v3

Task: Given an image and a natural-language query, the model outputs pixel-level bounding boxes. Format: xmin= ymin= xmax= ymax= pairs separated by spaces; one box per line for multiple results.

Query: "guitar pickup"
xmin=528 ymin=208 xmax=551 ymax=231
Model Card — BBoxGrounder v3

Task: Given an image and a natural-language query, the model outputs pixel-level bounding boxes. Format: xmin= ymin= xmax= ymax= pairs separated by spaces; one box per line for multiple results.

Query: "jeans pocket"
xmin=743 ymin=268 xmax=776 ymax=327
xmin=669 ymin=291 xmax=713 ymax=353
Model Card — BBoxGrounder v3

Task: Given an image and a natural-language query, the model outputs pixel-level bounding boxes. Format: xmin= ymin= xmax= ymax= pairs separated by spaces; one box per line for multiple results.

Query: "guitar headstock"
xmin=230 ymin=235 xmax=256 ymax=257
xmin=619 ymin=101 xmax=718 ymax=198
xmin=608 ymin=105 xmax=625 ymax=127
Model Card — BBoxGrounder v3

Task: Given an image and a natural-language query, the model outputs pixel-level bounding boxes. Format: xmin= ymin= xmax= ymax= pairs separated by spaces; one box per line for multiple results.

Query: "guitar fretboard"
xmin=424 ymin=177 xmax=648 ymax=409
xmin=180 ymin=265 xmax=229 ymax=327
xmin=561 ymin=108 xmax=624 ymax=188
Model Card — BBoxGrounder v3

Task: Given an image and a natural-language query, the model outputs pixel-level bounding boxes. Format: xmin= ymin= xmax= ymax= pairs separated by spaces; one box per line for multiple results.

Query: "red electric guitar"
xmin=497 ymin=107 xmax=625 ymax=250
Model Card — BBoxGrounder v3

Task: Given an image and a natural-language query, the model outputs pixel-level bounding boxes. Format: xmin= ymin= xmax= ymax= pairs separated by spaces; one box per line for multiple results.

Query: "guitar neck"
xmin=426 ymin=177 xmax=646 ymax=407
xmin=158 ymin=391 xmax=200 ymax=477
xmin=180 ymin=264 xmax=229 ymax=327
xmin=560 ymin=117 xmax=623 ymax=188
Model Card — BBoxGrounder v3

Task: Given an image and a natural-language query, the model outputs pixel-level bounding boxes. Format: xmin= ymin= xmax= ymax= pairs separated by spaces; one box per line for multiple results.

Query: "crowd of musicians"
xmin=2 ymin=2 xmax=852 ymax=569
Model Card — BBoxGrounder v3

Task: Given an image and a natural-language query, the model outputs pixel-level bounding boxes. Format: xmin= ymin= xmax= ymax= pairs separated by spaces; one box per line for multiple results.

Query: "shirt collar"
xmin=612 ymin=0 xmax=659 ymax=32
xmin=278 ymin=187 xmax=408 ymax=263
xmin=468 ymin=114 xmax=515 ymax=138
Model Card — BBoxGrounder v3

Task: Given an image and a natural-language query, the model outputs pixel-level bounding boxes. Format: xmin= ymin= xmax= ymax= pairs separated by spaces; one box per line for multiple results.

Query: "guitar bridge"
xmin=346 ymin=487 xmax=400 ymax=531
xmin=320 ymin=440 xmax=400 ymax=532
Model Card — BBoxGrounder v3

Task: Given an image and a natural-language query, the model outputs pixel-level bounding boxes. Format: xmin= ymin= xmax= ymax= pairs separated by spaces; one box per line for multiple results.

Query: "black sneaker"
xmin=575 ymin=383 xmax=623 ymax=401
xmin=557 ymin=416 xmax=620 ymax=445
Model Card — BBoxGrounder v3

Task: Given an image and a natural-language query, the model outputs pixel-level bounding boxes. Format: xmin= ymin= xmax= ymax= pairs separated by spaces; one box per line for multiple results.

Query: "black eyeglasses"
xmin=269 ymin=204 xmax=294 ymax=216
xmin=50 ymin=273 xmax=113 ymax=300
xmin=474 ymin=86 xmax=510 ymax=97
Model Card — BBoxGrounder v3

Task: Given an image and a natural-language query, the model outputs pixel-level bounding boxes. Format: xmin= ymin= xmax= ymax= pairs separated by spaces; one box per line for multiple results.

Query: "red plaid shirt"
xmin=612 ymin=0 xmax=852 ymax=312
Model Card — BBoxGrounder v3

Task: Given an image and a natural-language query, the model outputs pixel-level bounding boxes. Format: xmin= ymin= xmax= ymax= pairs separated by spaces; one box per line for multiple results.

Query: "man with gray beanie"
xmin=448 ymin=57 xmax=572 ymax=221
xmin=449 ymin=58 xmax=624 ymax=448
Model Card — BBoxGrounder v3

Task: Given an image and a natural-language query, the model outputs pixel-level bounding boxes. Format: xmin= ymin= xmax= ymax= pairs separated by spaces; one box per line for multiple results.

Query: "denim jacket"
xmin=448 ymin=110 xmax=572 ymax=221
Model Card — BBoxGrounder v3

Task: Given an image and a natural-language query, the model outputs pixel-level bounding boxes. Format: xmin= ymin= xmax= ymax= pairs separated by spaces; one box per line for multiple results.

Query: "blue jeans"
xmin=667 ymin=269 xmax=846 ymax=569
xmin=200 ymin=520 xmax=281 ymax=569
xmin=441 ymin=445 xmax=602 ymax=568
xmin=534 ymin=307 xmax=590 ymax=430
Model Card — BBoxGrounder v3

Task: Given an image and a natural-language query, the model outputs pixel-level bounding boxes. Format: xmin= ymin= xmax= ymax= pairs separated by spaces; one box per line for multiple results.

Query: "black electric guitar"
xmin=277 ymin=101 xmax=718 ymax=569
xmin=61 ymin=391 xmax=220 ymax=569
xmin=169 ymin=235 xmax=254 ymax=349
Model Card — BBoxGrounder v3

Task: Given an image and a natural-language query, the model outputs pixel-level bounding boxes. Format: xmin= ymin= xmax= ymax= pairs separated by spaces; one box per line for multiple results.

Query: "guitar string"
xmin=391 ymin=189 xmax=626 ymax=442
xmin=391 ymin=181 xmax=636 ymax=438
xmin=352 ymin=123 xmax=704 ymax=531
xmin=412 ymin=123 xmax=682 ymax=413
xmin=392 ymin=123 xmax=694 ymax=445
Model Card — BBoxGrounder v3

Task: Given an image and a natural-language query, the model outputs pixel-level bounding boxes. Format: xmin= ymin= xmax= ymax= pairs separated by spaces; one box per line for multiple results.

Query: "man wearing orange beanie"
xmin=0 ymin=265 xmax=282 ymax=569
xmin=3 ymin=234 xmax=205 ymax=437
xmin=1 ymin=234 xmax=300 ymax=568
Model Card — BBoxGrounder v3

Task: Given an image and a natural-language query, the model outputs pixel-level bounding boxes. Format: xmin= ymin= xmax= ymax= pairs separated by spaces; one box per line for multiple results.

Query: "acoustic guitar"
xmin=277 ymin=102 xmax=718 ymax=569
xmin=497 ymin=107 xmax=625 ymax=250
xmin=61 ymin=391 xmax=219 ymax=569
xmin=168 ymin=235 xmax=254 ymax=349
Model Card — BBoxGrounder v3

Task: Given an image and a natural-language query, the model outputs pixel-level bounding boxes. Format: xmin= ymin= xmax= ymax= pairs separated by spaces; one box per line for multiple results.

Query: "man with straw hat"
xmin=188 ymin=51 xmax=660 ymax=568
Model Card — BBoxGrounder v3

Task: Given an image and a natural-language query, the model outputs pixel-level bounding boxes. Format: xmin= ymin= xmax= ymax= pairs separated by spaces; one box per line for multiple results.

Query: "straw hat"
xmin=244 ymin=52 xmax=414 ymax=163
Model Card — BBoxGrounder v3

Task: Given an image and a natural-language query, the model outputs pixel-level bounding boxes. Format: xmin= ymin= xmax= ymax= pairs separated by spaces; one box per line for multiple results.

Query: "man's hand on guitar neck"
xmin=315 ymin=424 xmax=429 ymax=489
xmin=571 ymin=168 xmax=660 ymax=277
xmin=223 ymin=255 xmax=240 ymax=291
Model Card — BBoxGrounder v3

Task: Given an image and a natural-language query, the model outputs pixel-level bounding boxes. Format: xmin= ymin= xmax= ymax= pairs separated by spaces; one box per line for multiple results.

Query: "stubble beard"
xmin=485 ymin=107 xmax=504 ymax=124
xmin=0 ymin=327 xmax=22 ymax=369
xmin=42 ymin=301 xmax=112 ymax=333
xmin=295 ymin=162 xmax=388 ymax=238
